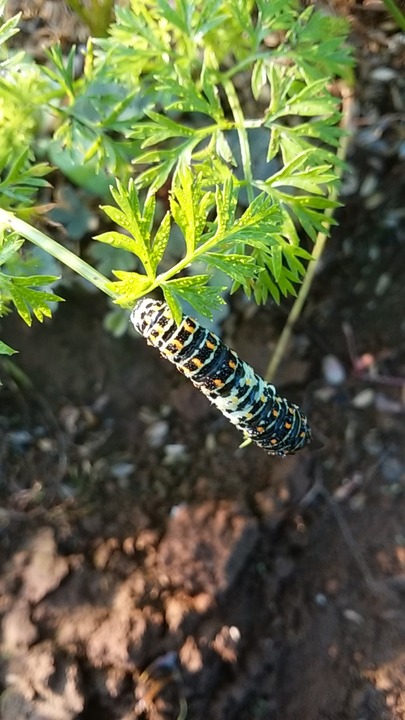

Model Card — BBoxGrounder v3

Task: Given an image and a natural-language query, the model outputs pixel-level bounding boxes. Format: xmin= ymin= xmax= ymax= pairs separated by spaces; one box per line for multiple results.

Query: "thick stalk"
xmin=0 ymin=209 xmax=117 ymax=299
xmin=222 ymin=78 xmax=254 ymax=205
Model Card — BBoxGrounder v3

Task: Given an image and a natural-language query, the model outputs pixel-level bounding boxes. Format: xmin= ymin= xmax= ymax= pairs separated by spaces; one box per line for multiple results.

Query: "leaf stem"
xmin=222 ymin=78 xmax=254 ymax=205
xmin=0 ymin=209 xmax=118 ymax=299
xmin=153 ymin=252 xmax=193 ymax=290
xmin=153 ymin=226 xmax=230 ymax=291
xmin=264 ymin=88 xmax=354 ymax=381
xmin=223 ymin=51 xmax=278 ymax=80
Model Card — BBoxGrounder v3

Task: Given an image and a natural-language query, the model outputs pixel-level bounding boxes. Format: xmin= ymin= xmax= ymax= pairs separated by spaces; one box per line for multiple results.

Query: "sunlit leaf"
xmin=163 ymin=275 xmax=226 ymax=319
xmin=109 ymin=270 xmax=153 ymax=306
xmin=150 ymin=212 xmax=171 ymax=272
xmin=203 ymin=252 xmax=257 ymax=284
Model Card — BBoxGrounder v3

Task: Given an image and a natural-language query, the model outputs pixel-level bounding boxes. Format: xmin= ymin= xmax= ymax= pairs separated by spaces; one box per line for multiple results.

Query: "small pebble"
xmin=359 ymin=173 xmax=378 ymax=198
xmin=352 ymin=389 xmax=375 ymax=409
xmin=313 ymin=386 xmax=336 ymax=402
xmin=229 ymin=626 xmax=241 ymax=643
xmin=322 ymin=355 xmax=346 ymax=385
xmin=375 ymin=273 xmax=391 ymax=296
xmin=369 ymin=67 xmax=397 ymax=82
xmin=164 ymin=444 xmax=187 ymax=464
xmin=364 ymin=191 xmax=385 ymax=209
xmin=145 ymin=420 xmax=169 ymax=448
xmin=110 ymin=462 xmax=136 ymax=480
xmin=170 ymin=503 xmax=188 ymax=518
xmin=36 ymin=437 xmax=55 ymax=452
xmin=343 ymin=609 xmax=364 ymax=625
xmin=6 ymin=430 xmax=33 ymax=447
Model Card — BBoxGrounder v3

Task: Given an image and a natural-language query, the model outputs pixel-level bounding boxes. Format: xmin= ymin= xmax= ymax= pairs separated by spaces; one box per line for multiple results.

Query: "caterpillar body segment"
xmin=131 ymin=299 xmax=311 ymax=457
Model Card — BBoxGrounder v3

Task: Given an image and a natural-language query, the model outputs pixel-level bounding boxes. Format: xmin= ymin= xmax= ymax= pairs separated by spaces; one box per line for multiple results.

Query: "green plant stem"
xmin=264 ymin=89 xmax=354 ymax=381
xmin=152 ymin=221 xmax=234 ymax=291
xmin=0 ymin=209 xmax=118 ymax=300
xmin=381 ymin=0 xmax=405 ymax=30
xmin=222 ymin=78 xmax=254 ymax=204
xmin=66 ymin=0 xmax=114 ymax=36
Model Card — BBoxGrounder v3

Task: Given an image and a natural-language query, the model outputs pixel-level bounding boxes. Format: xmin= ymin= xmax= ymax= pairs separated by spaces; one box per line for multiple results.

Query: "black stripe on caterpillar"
xmin=131 ymin=299 xmax=311 ymax=457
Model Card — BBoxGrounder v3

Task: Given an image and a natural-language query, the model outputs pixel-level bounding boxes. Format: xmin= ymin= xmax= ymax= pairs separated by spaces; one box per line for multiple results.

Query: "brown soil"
xmin=1 ymin=2 xmax=405 ymax=719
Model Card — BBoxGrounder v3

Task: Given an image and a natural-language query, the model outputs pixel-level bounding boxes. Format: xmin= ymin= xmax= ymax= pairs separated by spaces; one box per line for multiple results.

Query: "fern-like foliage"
xmin=97 ymin=168 xmax=313 ymax=319
xmin=74 ymin=0 xmax=351 ymax=313
xmin=0 ymin=0 xmax=354 ymax=353
xmin=0 ymin=228 xmax=63 ymax=354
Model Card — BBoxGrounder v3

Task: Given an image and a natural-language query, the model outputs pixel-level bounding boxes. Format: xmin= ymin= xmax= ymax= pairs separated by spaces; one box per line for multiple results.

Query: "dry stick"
xmin=265 ymin=88 xmax=355 ymax=382
xmin=381 ymin=0 xmax=405 ymax=31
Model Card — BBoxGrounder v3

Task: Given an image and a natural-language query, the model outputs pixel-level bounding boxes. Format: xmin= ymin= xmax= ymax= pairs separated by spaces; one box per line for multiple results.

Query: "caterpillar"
xmin=131 ymin=299 xmax=311 ymax=457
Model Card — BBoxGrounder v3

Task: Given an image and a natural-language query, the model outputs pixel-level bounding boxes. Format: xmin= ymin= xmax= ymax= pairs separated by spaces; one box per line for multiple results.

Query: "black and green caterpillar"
xmin=131 ymin=299 xmax=311 ymax=456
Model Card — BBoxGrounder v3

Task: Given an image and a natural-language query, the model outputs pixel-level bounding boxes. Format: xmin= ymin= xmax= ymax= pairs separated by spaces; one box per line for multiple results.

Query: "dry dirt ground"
xmin=1 ymin=2 xmax=405 ymax=719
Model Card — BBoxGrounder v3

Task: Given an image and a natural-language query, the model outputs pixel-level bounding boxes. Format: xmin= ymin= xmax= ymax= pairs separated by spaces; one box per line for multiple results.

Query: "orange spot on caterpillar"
xmin=206 ymin=340 xmax=216 ymax=350
xmin=193 ymin=358 xmax=203 ymax=368
xmin=229 ymin=360 xmax=237 ymax=369
xmin=214 ymin=379 xmax=224 ymax=388
xmin=284 ymin=422 xmax=292 ymax=429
